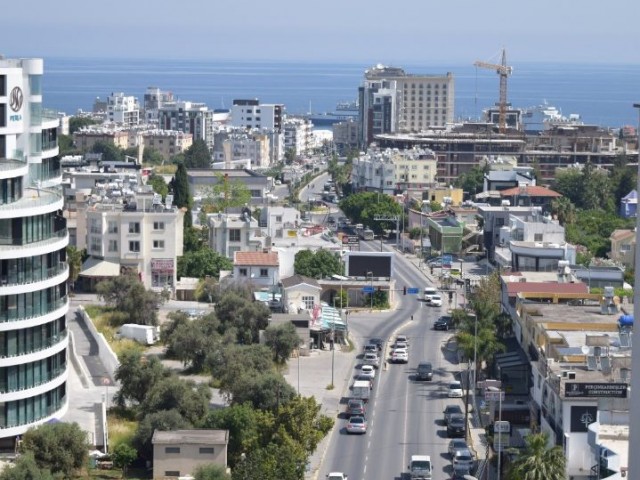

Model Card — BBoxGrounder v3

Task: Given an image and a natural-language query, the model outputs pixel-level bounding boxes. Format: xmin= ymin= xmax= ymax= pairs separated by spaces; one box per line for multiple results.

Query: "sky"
xmin=3 ymin=0 xmax=640 ymax=64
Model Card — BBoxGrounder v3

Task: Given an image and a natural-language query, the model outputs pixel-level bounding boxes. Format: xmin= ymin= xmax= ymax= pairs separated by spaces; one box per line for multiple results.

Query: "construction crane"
xmin=474 ymin=49 xmax=513 ymax=133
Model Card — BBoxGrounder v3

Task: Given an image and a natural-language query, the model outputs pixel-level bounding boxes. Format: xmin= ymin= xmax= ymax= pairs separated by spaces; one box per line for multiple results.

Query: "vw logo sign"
xmin=9 ymin=87 xmax=23 ymax=112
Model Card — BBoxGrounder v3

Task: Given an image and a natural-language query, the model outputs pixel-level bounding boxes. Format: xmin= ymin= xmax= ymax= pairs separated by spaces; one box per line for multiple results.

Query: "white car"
xmin=327 ymin=473 xmax=348 ymax=480
xmin=391 ymin=350 xmax=409 ymax=364
xmin=430 ymin=294 xmax=443 ymax=307
xmin=360 ymin=365 xmax=376 ymax=380
xmin=396 ymin=334 xmax=409 ymax=345
xmin=393 ymin=341 xmax=408 ymax=351
xmin=448 ymin=380 xmax=464 ymax=398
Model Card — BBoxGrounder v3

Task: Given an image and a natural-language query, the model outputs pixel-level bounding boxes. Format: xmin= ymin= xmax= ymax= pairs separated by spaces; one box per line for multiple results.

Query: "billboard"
xmin=345 ymin=252 xmax=393 ymax=278
xmin=570 ymin=405 xmax=597 ymax=432
xmin=564 ymin=383 xmax=628 ymax=398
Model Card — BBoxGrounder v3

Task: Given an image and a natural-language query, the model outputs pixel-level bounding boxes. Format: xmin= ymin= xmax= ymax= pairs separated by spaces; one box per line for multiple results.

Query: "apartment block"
xmin=141 ymin=129 xmax=193 ymax=162
xmin=106 ymin=92 xmax=140 ymax=127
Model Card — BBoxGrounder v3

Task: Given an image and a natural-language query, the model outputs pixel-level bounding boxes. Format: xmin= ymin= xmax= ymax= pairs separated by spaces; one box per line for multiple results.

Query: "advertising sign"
xmin=565 ymin=383 xmax=628 ymax=398
xmin=570 ymin=406 xmax=597 ymax=432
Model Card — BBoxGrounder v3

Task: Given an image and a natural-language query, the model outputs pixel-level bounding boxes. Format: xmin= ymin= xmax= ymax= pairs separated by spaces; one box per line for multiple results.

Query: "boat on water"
xmin=521 ymin=101 xmax=583 ymax=132
xmin=304 ymin=100 xmax=359 ymax=126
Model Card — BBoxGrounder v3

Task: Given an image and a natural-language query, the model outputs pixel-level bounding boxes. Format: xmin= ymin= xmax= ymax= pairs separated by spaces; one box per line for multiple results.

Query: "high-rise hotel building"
xmin=0 ymin=57 xmax=68 ymax=445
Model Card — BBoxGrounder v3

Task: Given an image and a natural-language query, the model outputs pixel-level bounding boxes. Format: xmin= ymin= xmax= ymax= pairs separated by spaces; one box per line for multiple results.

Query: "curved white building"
xmin=0 ymin=57 xmax=68 ymax=446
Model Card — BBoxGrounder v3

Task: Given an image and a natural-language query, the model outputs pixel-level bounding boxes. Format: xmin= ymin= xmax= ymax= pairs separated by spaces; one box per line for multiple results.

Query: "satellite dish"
xmin=581 ymin=345 xmax=590 ymax=355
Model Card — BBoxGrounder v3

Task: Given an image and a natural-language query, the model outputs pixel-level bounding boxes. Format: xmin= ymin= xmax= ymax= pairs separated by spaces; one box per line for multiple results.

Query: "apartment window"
xmin=275 ymin=216 xmax=282 ymax=223
xmin=107 ymin=221 xmax=118 ymax=234
xmin=620 ymin=244 xmax=631 ymax=252
xmin=260 ymin=268 xmax=268 ymax=277
xmin=153 ymin=221 xmax=165 ymax=231
xmin=229 ymin=229 xmax=241 ymax=242
xmin=199 ymin=447 xmax=215 ymax=454
xmin=128 ymin=222 xmax=140 ymax=234
xmin=534 ymin=233 xmax=543 ymax=242
xmin=129 ymin=241 xmax=140 ymax=253
xmin=239 ymin=268 xmax=247 ymax=277
xmin=153 ymin=240 xmax=165 ymax=249
xmin=90 ymin=236 xmax=101 ymax=253
xmin=165 ymin=472 xmax=180 ymax=477
xmin=165 ymin=447 xmax=180 ymax=454
xmin=108 ymin=240 xmax=118 ymax=252
xmin=302 ymin=295 xmax=314 ymax=310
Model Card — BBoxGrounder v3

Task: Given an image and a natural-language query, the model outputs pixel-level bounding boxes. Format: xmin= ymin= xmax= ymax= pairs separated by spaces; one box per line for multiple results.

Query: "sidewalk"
xmin=282 ymin=344 xmax=357 ymax=480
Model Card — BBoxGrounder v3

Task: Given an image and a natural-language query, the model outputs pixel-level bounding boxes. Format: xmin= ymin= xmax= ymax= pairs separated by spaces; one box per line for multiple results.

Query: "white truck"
xmin=351 ymin=380 xmax=371 ymax=402
xmin=117 ymin=324 xmax=158 ymax=345
xmin=408 ymin=455 xmax=432 ymax=480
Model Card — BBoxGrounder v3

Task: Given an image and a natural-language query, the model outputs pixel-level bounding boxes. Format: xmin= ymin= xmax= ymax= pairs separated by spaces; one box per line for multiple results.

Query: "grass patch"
xmin=344 ymin=339 xmax=355 ymax=353
xmin=326 ymin=384 xmax=334 ymax=390
xmin=150 ymin=164 xmax=177 ymax=175
xmin=85 ymin=466 xmax=150 ymax=480
xmin=107 ymin=411 xmax=138 ymax=448
xmin=84 ymin=305 xmax=145 ymax=358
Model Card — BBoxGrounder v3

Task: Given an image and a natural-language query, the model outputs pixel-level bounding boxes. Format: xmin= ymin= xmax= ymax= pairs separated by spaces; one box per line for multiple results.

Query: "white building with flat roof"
xmin=106 ymin=92 xmax=140 ymax=127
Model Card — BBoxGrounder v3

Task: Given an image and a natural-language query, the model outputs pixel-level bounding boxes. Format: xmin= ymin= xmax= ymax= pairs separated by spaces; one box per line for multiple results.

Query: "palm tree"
xmin=551 ymin=197 xmax=576 ymax=226
xmin=66 ymin=246 xmax=83 ymax=292
xmin=507 ymin=432 xmax=565 ymax=480
xmin=455 ymin=327 xmax=504 ymax=374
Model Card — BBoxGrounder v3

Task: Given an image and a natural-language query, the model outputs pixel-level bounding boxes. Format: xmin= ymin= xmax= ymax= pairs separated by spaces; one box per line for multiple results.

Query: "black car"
xmin=434 ymin=315 xmax=453 ymax=331
xmin=416 ymin=361 xmax=433 ymax=381
xmin=447 ymin=414 xmax=466 ymax=437
xmin=443 ymin=404 xmax=463 ymax=425
xmin=369 ymin=338 xmax=384 ymax=351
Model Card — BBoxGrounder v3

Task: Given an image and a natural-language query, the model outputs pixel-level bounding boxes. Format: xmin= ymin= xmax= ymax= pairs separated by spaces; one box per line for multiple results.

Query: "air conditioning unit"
xmin=567 ymin=371 xmax=576 ymax=380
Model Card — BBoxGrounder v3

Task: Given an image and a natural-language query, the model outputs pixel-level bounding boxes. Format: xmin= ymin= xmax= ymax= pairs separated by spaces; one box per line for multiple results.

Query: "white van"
xmin=424 ymin=287 xmax=438 ymax=303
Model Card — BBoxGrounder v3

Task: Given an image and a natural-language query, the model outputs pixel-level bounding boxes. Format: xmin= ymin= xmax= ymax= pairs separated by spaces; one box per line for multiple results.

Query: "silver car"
xmin=452 ymin=448 xmax=475 ymax=475
xmin=363 ymin=352 xmax=380 ymax=368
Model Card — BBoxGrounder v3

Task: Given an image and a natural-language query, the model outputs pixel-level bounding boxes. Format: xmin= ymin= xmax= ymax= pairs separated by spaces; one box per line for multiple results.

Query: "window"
xmin=239 ymin=268 xmax=247 ymax=277
xmin=128 ymin=222 xmax=140 ymax=234
xmin=275 ymin=216 xmax=282 ymax=223
xmin=107 ymin=221 xmax=118 ymax=234
xmin=129 ymin=241 xmax=140 ymax=253
xmin=165 ymin=472 xmax=180 ymax=477
xmin=620 ymin=244 xmax=631 ymax=252
xmin=90 ymin=237 xmax=101 ymax=253
xmin=534 ymin=233 xmax=543 ymax=242
xmin=108 ymin=240 xmax=118 ymax=252
xmin=229 ymin=229 xmax=241 ymax=242
xmin=199 ymin=447 xmax=215 ymax=454
xmin=165 ymin=447 xmax=180 ymax=454
xmin=260 ymin=268 xmax=268 ymax=278
xmin=153 ymin=240 xmax=165 ymax=249
xmin=153 ymin=221 xmax=165 ymax=231
xmin=302 ymin=296 xmax=314 ymax=310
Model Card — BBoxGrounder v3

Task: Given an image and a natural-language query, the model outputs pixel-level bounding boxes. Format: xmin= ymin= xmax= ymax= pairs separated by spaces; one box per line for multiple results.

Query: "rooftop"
xmin=281 ymin=274 xmax=320 ymax=289
xmin=499 ymin=185 xmax=562 ymax=198
xmin=152 ymin=429 xmax=228 ymax=445
xmin=234 ymin=251 xmax=279 ymax=266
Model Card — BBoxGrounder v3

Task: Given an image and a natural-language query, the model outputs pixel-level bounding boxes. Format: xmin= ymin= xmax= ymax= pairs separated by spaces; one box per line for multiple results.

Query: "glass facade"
xmin=0 ymin=351 xmax=65 ymax=394
xmin=0 ymin=284 xmax=67 ymax=323
xmin=0 ymin=178 xmax=23 ymax=205
xmin=41 ymin=128 xmax=57 ymax=152
xmin=28 ymin=157 xmax=61 ymax=183
xmin=29 ymin=103 xmax=42 ymax=127
xmin=0 ymin=317 xmax=66 ymax=358
xmin=28 ymin=75 xmax=42 ymax=96
xmin=0 ymin=384 xmax=66 ymax=429
xmin=0 ymin=213 xmax=65 ymax=246
xmin=0 ymin=249 xmax=66 ymax=286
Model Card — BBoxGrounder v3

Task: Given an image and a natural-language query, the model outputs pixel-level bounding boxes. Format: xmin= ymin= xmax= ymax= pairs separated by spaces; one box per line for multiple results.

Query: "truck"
xmin=408 ymin=455 xmax=432 ymax=480
xmin=351 ymin=380 xmax=371 ymax=402
xmin=117 ymin=324 xmax=158 ymax=345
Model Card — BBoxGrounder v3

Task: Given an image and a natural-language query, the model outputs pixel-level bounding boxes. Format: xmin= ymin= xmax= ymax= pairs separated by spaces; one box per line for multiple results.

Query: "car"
xmin=443 ymin=404 xmax=463 ymax=425
xmin=369 ymin=338 xmax=384 ymax=351
xmin=360 ymin=365 xmax=376 ymax=380
xmin=393 ymin=341 xmax=408 ymax=351
xmin=429 ymin=294 xmax=443 ymax=307
xmin=416 ymin=362 xmax=433 ymax=381
xmin=448 ymin=439 xmax=471 ymax=458
xmin=275 ymin=179 xmax=282 ymax=185
xmin=392 ymin=347 xmax=408 ymax=356
xmin=354 ymin=374 xmax=373 ymax=388
xmin=396 ymin=334 xmax=409 ymax=345
xmin=346 ymin=415 xmax=367 ymax=434
xmin=447 ymin=414 xmax=466 ymax=437
xmin=363 ymin=352 xmax=380 ymax=368
xmin=448 ymin=380 xmax=464 ymax=398
xmin=346 ymin=399 xmax=365 ymax=416
xmin=434 ymin=315 xmax=453 ymax=331
xmin=428 ymin=258 xmax=443 ymax=267
xmin=326 ymin=473 xmax=348 ymax=480
xmin=452 ymin=448 xmax=475 ymax=474
xmin=423 ymin=287 xmax=438 ymax=303
xmin=391 ymin=350 xmax=409 ymax=364
xmin=363 ymin=344 xmax=378 ymax=354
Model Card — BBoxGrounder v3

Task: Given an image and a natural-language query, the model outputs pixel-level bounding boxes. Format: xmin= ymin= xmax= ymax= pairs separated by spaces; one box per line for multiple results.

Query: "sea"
xmin=40 ymin=57 xmax=640 ymax=128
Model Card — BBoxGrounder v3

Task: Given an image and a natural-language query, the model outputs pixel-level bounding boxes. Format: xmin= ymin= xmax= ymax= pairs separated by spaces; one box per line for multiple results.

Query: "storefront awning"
xmin=80 ymin=258 xmax=121 ymax=277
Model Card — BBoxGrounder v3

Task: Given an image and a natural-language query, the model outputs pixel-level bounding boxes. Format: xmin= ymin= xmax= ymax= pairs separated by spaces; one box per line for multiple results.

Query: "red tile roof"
xmin=234 ymin=251 xmax=279 ymax=266
xmin=506 ymin=282 xmax=588 ymax=296
xmin=499 ymin=185 xmax=562 ymax=198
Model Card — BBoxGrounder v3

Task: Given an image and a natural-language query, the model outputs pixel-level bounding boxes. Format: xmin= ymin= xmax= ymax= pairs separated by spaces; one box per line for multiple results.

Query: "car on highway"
xmin=363 ymin=344 xmax=378 ymax=354
xmin=429 ymin=294 xmax=443 ymax=307
xmin=423 ymin=287 xmax=438 ymax=303
xmin=448 ymin=438 xmax=471 ymax=458
xmin=354 ymin=374 xmax=373 ymax=389
xmin=346 ymin=399 xmax=366 ymax=417
xmin=408 ymin=454 xmax=432 ymax=479
xmin=391 ymin=350 xmax=409 ymax=364
xmin=452 ymin=448 xmax=475 ymax=475
xmin=360 ymin=365 xmax=376 ymax=381
xmin=396 ymin=334 xmax=409 ymax=345
xmin=433 ymin=315 xmax=453 ymax=331
xmin=416 ymin=361 xmax=433 ymax=381
xmin=326 ymin=473 xmax=348 ymax=480
xmin=393 ymin=341 xmax=409 ymax=351
xmin=363 ymin=352 xmax=380 ymax=368
xmin=447 ymin=414 xmax=466 ymax=437
xmin=448 ymin=380 xmax=464 ymax=398
xmin=346 ymin=415 xmax=367 ymax=434
xmin=443 ymin=404 xmax=463 ymax=425
xmin=369 ymin=338 xmax=384 ymax=351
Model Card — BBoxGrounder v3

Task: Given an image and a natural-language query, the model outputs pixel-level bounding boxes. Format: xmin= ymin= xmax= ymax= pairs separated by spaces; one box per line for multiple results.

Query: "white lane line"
xmin=401 ymin=361 xmax=410 ymax=473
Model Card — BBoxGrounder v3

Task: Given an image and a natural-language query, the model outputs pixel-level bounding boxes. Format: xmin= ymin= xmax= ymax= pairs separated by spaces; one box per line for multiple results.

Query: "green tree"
xmin=225 ymin=372 xmax=296 ymax=411
xmin=133 ymin=409 xmax=191 ymax=460
xmin=429 ymin=200 xmax=443 ymax=212
xmin=90 ymin=140 xmax=124 ymax=162
xmin=111 ymin=442 xmax=137 ymax=477
xmin=69 ymin=116 xmax=100 ymax=134
xmin=57 ymin=134 xmax=77 ymax=156
xmin=264 ymin=322 xmax=301 ymax=363
xmin=553 ymin=168 xmax=583 ymax=207
xmin=610 ymin=155 xmax=637 ymax=209
xmin=97 ymin=274 xmax=166 ymax=326
xmin=170 ymin=162 xmax=193 ymax=228
xmin=114 ymin=351 xmax=168 ymax=407
xmin=454 ymin=165 xmax=486 ymax=197
xmin=163 ymin=313 xmax=221 ymax=371
xmin=141 ymin=376 xmax=212 ymax=425
xmin=507 ymin=432 xmax=565 ymax=480
xmin=66 ymin=245 xmax=84 ymax=291
xmin=201 ymin=173 xmax=251 ymax=213
xmin=194 ymin=464 xmax=231 ymax=480
xmin=550 ymin=197 xmax=576 ymax=226
xmin=565 ymin=209 xmax=634 ymax=258
xmin=183 ymin=139 xmax=212 ymax=169
xmin=178 ymin=248 xmax=233 ymax=279
xmin=0 ymin=452 xmax=53 ymax=480
xmin=293 ymin=250 xmax=343 ymax=279
xmin=208 ymin=344 xmax=276 ymax=392
xmin=21 ymin=422 xmax=88 ymax=478
xmin=231 ymin=443 xmax=306 ymax=480
xmin=581 ymin=161 xmax=613 ymax=212
xmin=215 ymin=293 xmax=270 ymax=344
xmin=148 ymin=173 xmax=169 ymax=199
xmin=273 ymin=396 xmax=333 ymax=455
xmin=195 ymin=277 xmax=219 ymax=303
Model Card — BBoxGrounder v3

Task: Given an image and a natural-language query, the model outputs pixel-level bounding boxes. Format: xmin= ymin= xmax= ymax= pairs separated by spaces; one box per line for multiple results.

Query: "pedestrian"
xmin=411 ymin=314 xmax=414 ymax=321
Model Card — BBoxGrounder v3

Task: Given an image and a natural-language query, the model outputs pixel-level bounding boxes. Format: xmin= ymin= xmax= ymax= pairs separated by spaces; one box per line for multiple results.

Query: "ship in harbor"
xmin=304 ymin=100 xmax=359 ymax=127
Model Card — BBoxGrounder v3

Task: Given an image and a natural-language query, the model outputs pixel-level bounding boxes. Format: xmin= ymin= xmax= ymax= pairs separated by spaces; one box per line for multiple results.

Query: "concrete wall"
xmin=77 ymin=306 xmax=120 ymax=379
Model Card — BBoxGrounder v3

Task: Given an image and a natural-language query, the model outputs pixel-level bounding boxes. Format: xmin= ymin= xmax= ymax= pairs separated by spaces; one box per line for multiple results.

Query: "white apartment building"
xmin=231 ymin=99 xmax=285 ymax=161
xmin=351 ymin=147 xmax=437 ymax=194
xmin=283 ymin=117 xmax=313 ymax=157
xmin=208 ymin=211 xmax=266 ymax=259
xmin=143 ymin=87 xmax=174 ymax=123
xmin=213 ymin=131 xmax=271 ymax=169
xmin=157 ymin=101 xmax=216 ymax=150
xmin=106 ymin=92 xmax=140 ymax=127
xmin=80 ymin=192 xmax=184 ymax=293
xmin=233 ymin=251 xmax=280 ymax=288
xmin=0 ymin=57 xmax=70 ymax=445
xmin=358 ymin=65 xmax=454 ymax=146
xmin=258 ymin=206 xmax=300 ymax=240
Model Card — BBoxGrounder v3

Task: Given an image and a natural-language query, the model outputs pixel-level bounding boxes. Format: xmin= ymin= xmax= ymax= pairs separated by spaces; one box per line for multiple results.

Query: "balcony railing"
xmin=0 ymin=159 xmax=28 ymax=172
xmin=0 ymin=330 xmax=67 ymax=360
xmin=0 ymin=366 xmax=66 ymax=394
xmin=0 ymin=401 xmax=66 ymax=430
xmin=0 ymin=229 xmax=67 ymax=252
xmin=0 ymin=263 xmax=68 ymax=289
xmin=0 ymin=189 xmax=62 ymax=212
xmin=0 ymin=296 xmax=68 ymax=323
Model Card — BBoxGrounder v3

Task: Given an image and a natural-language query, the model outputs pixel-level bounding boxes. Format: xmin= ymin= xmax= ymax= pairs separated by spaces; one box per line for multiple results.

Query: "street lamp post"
xmin=367 ymin=271 xmax=374 ymax=311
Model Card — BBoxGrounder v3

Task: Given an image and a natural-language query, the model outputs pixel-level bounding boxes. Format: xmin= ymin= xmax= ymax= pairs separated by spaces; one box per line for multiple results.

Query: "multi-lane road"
xmin=321 ymin=241 xmax=466 ymax=480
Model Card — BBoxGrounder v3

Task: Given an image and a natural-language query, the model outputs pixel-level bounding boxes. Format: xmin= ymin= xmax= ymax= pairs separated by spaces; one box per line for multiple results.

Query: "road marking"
xmin=402 ymin=361 xmax=410 ymax=473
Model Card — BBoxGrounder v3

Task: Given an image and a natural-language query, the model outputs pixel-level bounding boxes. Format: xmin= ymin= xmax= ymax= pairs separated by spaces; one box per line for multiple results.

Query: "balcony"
xmin=0 ymin=159 xmax=29 ymax=180
xmin=0 ymin=296 xmax=69 ymax=325
xmin=0 ymin=229 xmax=68 ymax=260
xmin=0 ymin=263 xmax=69 ymax=295
xmin=0 ymin=331 xmax=68 ymax=367
xmin=0 ymin=398 xmax=68 ymax=437
xmin=0 ymin=188 xmax=64 ymax=218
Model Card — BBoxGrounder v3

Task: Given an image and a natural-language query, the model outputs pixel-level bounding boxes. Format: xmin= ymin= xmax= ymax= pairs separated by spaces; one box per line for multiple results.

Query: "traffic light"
xmin=403 ymin=286 xmax=407 ymax=295
xmin=430 ymin=267 xmax=434 ymax=275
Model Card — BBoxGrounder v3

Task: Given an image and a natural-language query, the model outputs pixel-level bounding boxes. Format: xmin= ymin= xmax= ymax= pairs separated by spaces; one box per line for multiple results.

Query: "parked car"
xmin=416 ymin=361 xmax=433 ymax=381
xmin=360 ymin=365 xmax=376 ymax=381
xmin=346 ymin=415 xmax=367 ymax=434
xmin=354 ymin=374 xmax=373 ymax=389
xmin=363 ymin=352 xmax=380 ymax=368
xmin=443 ymin=404 xmax=463 ymax=425
xmin=448 ymin=380 xmax=464 ymax=398
xmin=430 ymin=294 xmax=443 ymax=307
xmin=346 ymin=399 xmax=366 ymax=416
xmin=447 ymin=414 xmax=466 ymax=437
xmin=434 ymin=315 xmax=453 ymax=331
xmin=448 ymin=439 xmax=471 ymax=458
